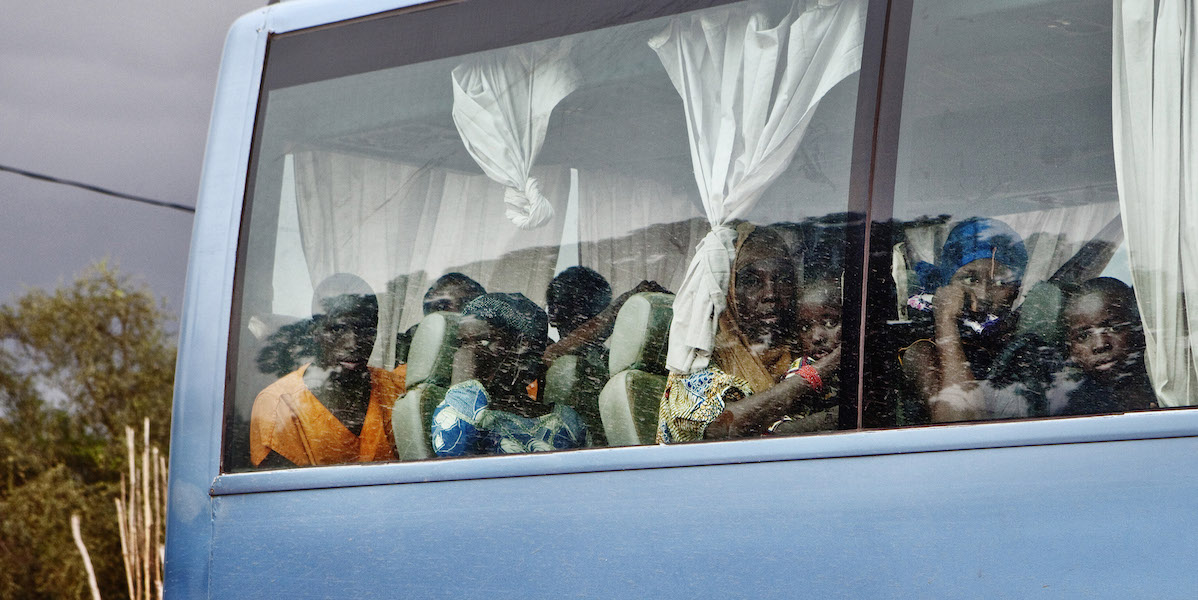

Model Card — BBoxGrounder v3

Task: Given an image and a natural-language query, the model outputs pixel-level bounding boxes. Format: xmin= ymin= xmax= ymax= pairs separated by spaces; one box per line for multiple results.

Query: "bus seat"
xmin=598 ymin=292 xmax=673 ymax=446
xmin=392 ymin=312 xmax=460 ymax=460
xmin=545 ymin=349 xmax=609 ymax=446
xmin=544 ymin=354 xmax=579 ymax=405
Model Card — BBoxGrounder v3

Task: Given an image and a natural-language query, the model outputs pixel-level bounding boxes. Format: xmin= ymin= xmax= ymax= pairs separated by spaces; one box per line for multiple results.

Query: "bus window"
xmin=225 ymin=0 xmax=869 ymax=470
xmin=872 ymin=0 xmax=1192 ymax=427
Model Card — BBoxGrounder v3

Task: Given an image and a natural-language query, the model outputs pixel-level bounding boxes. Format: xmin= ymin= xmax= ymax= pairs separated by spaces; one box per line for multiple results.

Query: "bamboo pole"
xmin=115 ymin=497 xmax=135 ymax=600
xmin=142 ymin=419 xmax=151 ymax=600
xmin=71 ymin=513 xmax=102 ymax=600
xmin=125 ymin=427 xmax=139 ymax=600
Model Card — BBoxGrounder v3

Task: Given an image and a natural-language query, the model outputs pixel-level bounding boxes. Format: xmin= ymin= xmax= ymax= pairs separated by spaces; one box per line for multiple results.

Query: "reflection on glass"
xmin=227 ymin=0 xmax=864 ymax=470
xmin=249 ymin=274 xmax=403 ymax=468
xmin=882 ymin=0 xmax=1168 ymax=427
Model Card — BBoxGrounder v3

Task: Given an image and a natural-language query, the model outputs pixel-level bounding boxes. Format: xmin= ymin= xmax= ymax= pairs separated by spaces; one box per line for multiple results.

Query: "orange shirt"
xmin=249 ymin=364 xmax=406 ymax=467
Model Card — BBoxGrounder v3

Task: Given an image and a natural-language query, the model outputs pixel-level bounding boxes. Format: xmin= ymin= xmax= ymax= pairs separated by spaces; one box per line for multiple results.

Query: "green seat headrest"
xmin=608 ymin=292 xmax=674 ymax=376
xmin=405 ymin=312 xmax=461 ymax=388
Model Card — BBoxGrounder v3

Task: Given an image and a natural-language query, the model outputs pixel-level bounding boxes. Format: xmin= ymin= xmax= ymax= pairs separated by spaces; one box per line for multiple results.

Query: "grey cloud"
xmin=0 ymin=0 xmax=266 ymax=311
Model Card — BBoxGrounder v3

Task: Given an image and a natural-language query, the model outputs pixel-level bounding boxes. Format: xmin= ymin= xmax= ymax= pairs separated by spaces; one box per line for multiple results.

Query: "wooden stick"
xmin=115 ymin=498 xmax=135 ymax=600
xmin=71 ymin=513 xmax=102 ymax=600
xmin=150 ymin=445 xmax=159 ymax=593
xmin=125 ymin=427 xmax=140 ymax=600
xmin=142 ymin=419 xmax=151 ymax=600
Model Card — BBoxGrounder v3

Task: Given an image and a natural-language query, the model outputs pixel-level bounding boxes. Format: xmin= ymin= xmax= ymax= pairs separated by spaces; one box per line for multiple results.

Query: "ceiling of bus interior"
xmin=261 ymin=0 xmax=1116 ymax=220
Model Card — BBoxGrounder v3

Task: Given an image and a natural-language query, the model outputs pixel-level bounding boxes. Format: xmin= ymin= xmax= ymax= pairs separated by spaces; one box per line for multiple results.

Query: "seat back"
xmin=392 ymin=312 xmax=460 ymax=460
xmin=392 ymin=383 xmax=448 ymax=460
xmin=545 ymin=349 xmax=609 ymax=446
xmin=598 ymin=292 xmax=673 ymax=446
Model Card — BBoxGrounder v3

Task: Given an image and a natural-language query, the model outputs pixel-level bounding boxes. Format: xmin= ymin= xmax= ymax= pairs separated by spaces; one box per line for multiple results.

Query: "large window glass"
xmin=225 ymin=0 xmax=869 ymax=471
xmin=873 ymin=0 xmax=1195 ymax=427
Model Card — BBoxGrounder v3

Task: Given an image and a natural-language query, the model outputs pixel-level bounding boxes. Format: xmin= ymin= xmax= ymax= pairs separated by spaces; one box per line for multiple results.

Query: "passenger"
xmin=543 ymin=269 xmax=669 ymax=365
xmin=396 ymin=272 xmax=486 ymax=364
xmin=986 ymin=277 xmax=1156 ymax=417
xmin=249 ymin=274 xmax=405 ymax=467
xmin=546 ymin=266 xmax=613 ymax=342
xmin=431 ymin=293 xmax=588 ymax=456
xmin=422 ymin=272 xmax=486 ymax=315
xmin=768 ymin=277 xmax=844 ymax=435
xmin=657 ymin=223 xmax=840 ymax=443
xmin=1053 ymin=278 xmax=1155 ymax=414
xmin=542 ymin=267 xmax=669 ymax=446
xmin=900 ymin=217 xmax=1027 ymax=422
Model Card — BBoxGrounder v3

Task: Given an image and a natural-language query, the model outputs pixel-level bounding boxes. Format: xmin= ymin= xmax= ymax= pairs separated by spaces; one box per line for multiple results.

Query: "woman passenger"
xmin=901 ymin=217 xmax=1027 ymax=422
xmin=431 ymin=293 xmax=588 ymax=456
xmin=656 ymin=223 xmax=840 ymax=443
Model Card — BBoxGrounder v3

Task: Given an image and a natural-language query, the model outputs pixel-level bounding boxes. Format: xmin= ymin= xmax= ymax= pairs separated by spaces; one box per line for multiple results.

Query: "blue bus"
xmin=167 ymin=0 xmax=1198 ymax=596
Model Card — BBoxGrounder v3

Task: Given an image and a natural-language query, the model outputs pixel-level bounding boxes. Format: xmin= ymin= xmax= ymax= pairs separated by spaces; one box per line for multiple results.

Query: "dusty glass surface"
xmin=225 ymin=0 xmax=868 ymax=470
xmin=877 ymin=0 xmax=1178 ymax=426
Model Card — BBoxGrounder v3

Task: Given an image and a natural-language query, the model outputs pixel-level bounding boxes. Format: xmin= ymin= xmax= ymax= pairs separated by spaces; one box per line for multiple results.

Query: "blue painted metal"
xmin=167 ymin=0 xmax=1198 ymax=597
xmin=163 ymin=8 xmax=267 ymax=597
xmin=207 ymin=435 xmax=1198 ymax=598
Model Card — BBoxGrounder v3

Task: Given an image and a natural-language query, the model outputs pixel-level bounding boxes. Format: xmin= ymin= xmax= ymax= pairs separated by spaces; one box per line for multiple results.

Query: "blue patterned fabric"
xmin=938 ymin=217 xmax=1028 ymax=286
xmin=431 ymin=380 xmax=588 ymax=457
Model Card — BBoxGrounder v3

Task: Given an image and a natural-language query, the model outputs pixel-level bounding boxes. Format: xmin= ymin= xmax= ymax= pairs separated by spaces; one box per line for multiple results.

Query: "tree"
xmin=0 ymin=263 xmax=176 ymax=599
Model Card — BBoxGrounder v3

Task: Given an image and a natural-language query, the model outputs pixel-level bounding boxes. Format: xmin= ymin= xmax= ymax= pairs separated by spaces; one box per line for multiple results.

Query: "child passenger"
xmin=431 ymin=293 xmax=589 ymax=456
xmin=986 ymin=277 xmax=1155 ymax=418
xmin=1052 ymin=277 xmax=1156 ymax=414
xmin=767 ymin=278 xmax=843 ymax=435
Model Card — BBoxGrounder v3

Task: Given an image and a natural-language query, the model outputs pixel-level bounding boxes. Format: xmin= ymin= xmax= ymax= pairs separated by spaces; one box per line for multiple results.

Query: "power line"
xmin=0 ymin=163 xmax=195 ymax=214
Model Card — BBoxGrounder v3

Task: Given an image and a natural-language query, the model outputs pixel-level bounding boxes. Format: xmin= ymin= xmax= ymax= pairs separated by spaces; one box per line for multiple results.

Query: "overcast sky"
xmin=0 ymin=0 xmax=266 ymax=318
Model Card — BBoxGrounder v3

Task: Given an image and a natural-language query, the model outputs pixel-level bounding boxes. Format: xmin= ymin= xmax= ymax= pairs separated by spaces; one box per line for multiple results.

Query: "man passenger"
xmin=249 ymin=274 xmax=404 ymax=467
xmin=396 ymin=272 xmax=486 ymax=364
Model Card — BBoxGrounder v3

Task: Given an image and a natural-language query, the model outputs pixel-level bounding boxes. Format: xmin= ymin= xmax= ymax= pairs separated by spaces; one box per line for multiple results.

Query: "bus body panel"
xmin=165 ymin=7 xmax=270 ymax=596
xmin=206 ymin=435 xmax=1197 ymax=598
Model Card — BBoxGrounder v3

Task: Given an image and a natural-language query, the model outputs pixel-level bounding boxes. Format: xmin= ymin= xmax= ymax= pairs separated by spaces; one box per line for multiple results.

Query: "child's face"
xmin=797 ymin=285 xmax=841 ymax=361
xmin=1064 ymin=291 xmax=1141 ymax=383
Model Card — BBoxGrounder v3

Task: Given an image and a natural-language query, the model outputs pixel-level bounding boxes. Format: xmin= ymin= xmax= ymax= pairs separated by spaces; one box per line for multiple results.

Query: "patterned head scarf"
xmin=714 ymin=223 xmax=796 ymax=393
xmin=939 ymin=217 xmax=1028 ymax=285
xmin=462 ymin=292 xmax=548 ymax=355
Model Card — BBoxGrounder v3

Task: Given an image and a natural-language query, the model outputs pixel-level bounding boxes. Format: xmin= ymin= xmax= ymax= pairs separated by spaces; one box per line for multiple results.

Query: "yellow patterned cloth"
xmin=656 ymin=366 xmax=753 ymax=444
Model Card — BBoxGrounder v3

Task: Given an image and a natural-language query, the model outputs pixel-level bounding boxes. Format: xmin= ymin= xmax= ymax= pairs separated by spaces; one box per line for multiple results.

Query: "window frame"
xmin=199 ymin=0 xmax=1198 ymax=498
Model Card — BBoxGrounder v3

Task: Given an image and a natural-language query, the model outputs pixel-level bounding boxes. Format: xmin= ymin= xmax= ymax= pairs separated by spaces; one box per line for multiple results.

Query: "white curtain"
xmin=997 ymin=202 xmax=1123 ymax=301
xmin=451 ymin=39 xmax=580 ymax=230
xmin=576 ymin=168 xmax=708 ymax=296
xmin=651 ymin=0 xmax=866 ymax=374
xmin=1112 ymin=0 xmax=1198 ymax=405
xmin=292 ymin=151 xmax=569 ymax=365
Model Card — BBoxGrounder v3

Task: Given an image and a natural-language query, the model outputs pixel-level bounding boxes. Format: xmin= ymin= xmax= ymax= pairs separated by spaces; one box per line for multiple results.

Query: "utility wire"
xmin=0 ymin=163 xmax=195 ymax=214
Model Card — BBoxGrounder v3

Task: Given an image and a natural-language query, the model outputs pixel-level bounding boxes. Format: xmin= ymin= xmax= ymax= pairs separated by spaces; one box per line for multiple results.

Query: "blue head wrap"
xmin=462 ymin=293 xmax=548 ymax=355
xmin=939 ymin=217 xmax=1027 ymax=286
